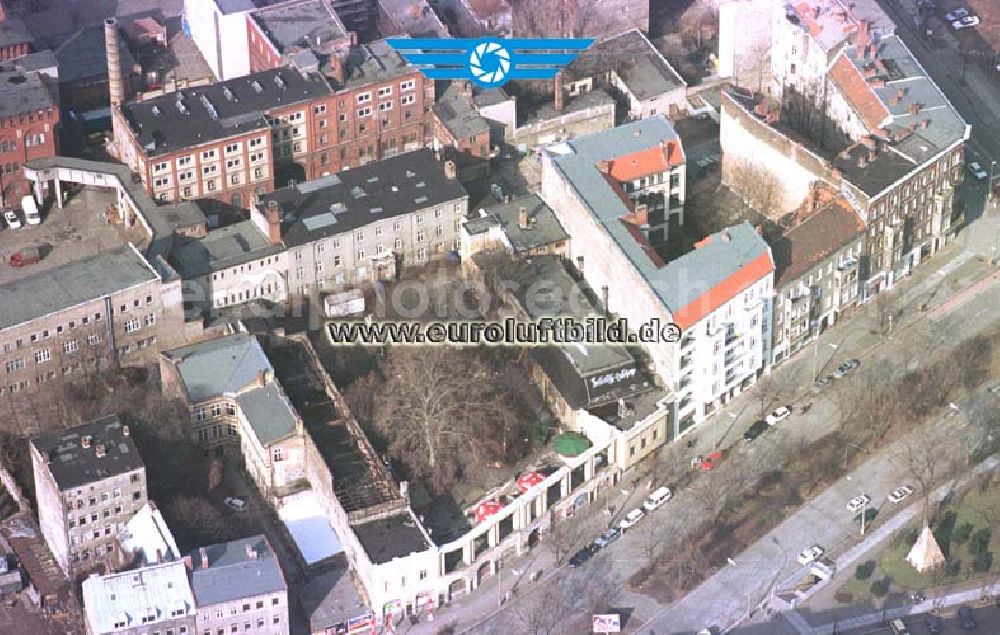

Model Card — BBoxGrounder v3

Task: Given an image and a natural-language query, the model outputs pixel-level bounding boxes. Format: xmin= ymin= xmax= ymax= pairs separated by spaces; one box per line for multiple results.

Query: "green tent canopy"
xmin=553 ymin=431 xmax=591 ymax=457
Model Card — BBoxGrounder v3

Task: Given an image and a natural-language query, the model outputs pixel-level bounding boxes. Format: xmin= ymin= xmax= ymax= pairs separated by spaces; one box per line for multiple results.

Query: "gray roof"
xmin=0 ymin=244 xmax=157 ymax=332
xmin=162 ymin=333 xmax=272 ymax=402
xmin=352 ymin=513 xmax=431 ymax=564
xmin=263 ymin=148 xmax=468 ymax=248
xmin=473 ymin=87 xmax=510 ymax=108
xmin=467 ymin=194 xmax=568 ymax=253
xmin=235 ymin=383 xmax=299 ymax=445
xmin=31 ymin=415 xmax=143 ymax=490
xmin=189 ymin=535 xmax=287 ymax=606
xmin=341 ymin=39 xmax=416 ymax=90
xmin=13 ymin=50 xmax=59 ymax=76
xmin=252 ymin=0 xmax=348 ymax=54
xmin=434 ymin=82 xmax=490 ymax=141
xmin=170 ymin=220 xmax=282 ymax=278
xmin=546 ymin=118 xmax=772 ymax=316
xmin=0 ymin=66 xmax=57 ymax=119
xmin=521 ymin=88 xmax=614 ymax=126
xmin=121 ymin=67 xmax=332 ymax=157
xmin=216 ymin=0 xmax=259 ymax=14
xmin=55 ymin=24 xmax=137 ymax=85
xmin=569 ymin=29 xmax=686 ymax=101
xmin=0 ymin=16 xmax=32 ymax=49
xmin=378 ymin=0 xmax=449 ymax=38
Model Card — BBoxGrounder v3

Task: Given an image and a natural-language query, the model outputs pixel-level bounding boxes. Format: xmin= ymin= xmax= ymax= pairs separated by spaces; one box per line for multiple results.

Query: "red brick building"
xmin=0 ymin=2 xmax=33 ymax=62
xmin=0 ymin=64 xmax=59 ymax=207
xmin=113 ymin=41 xmax=433 ymax=208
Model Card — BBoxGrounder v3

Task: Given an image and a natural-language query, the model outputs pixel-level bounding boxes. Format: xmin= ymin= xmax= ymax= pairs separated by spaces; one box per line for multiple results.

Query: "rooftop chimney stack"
xmin=199 ymin=547 xmax=208 ymax=569
xmin=518 ymin=207 xmax=528 ymax=230
xmin=105 ymin=18 xmax=124 ymax=108
xmin=444 ymin=160 xmax=457 ymax=180
xmin=95 ymin=444 xmax=106 ymax=459
xmin=329 ymin=53 xmax=345 ymax=84
xmin=244 ymin=544 xmax=257 ymax=560
xmin=122 ymin=425 xmax=130 ymax=437
xmin=576 ymin=255 xmax=584 ymax=273
xmin=855 ymin=19 xmax=870 ymax=59
xmin=265 ymin=200 xmax=282 ymax=245
xmin=554 ymin=71 xmax=564 ymax=112
xmin=82 ymin=435 xmax=92 ymax=449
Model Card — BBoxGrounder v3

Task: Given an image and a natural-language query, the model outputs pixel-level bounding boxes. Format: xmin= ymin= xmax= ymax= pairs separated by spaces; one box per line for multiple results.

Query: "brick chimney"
xmin=855 ymin=19 xmax=870 ymax=59
xmin=82 ymin=435 xmax=92 ymax=449
xmin=329 ymin=53 xmax=345 ymax=84
xmin=105 ymin=18 xmax=124 ymax=107
xmin=576 ymin=255 xmax=584 ymax=273
xmin=265 ymin=200 xmax=282 ymax=244
xmin=245 ymin=543 xmax=257 ymax=560
xmin=199 ymin=547 xmax=209 ymax=569
xmin=554 ymin=71 xmax=564 ymax=113
xmin=444 ymin=160 xmax=457 ymax=180
xmin=908 ymin=102 xmax=921 ymax=116
xmin=463 ymin=81 xmax=473 ymax=107
xmin=518 ymin=206 xmax=528 ymax=230
xmin=95 ymin=444 xmax=106 ymax=459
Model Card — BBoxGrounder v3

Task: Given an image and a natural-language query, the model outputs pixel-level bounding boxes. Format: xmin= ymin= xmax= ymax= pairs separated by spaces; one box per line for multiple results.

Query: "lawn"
xmin=836 ymin=474 xmax=1000 ymax=603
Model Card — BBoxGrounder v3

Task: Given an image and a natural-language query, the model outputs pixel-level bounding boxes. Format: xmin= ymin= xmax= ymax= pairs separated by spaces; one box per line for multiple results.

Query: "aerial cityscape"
xmin=0 ymin=0 xmax=999 ymax=634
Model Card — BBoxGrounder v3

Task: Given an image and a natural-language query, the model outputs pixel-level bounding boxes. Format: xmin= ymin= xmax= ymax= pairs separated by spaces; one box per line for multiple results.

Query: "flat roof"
xmin=162 ymin=333 xmax=273 ymax=402
xmin=169 ymin=219 xmax=282 ymax=278
xmin=340 ymin=39 xmax=416 ymax=90
xmin=0 ymin=66 xmax=57 ymax=120
xmin=521 ymin=88 xmax=614 ymax=125
xmin=263 ymin=148 xmax=468 ymax=248
xmin=82 ymin=561 xmax=195 ymax=633
xmin=352 ymin=512 xmax=431 ymax=564
xmin=278 ymin=490 xmax=344 ymax=565
xmin=31 ymin=415 xmax=144 ymax=491
xmin=378 ymin=0 xmax=450 ymax=38
xmin=569 ymin=29 xmax=685 ymax=100
xmin=786 ymin=0 xmax=893 ymax=52
xmin=252 ymin=0 xmax=348 ymax=54
xmin=0 ymin=16 xmax=33 ymax=49
xmin=189 ymin=535 xmax=286 ymax=606
xmin=121 ymin=67 xmax=331 ymax=156
xmin=119 ymin=503 xmax=182 ymax=567
xmin=466 ymin=193 xmax=568 ymax=253
xmin=545 ymin=118 xmax=773 ymax=328
xmin=0 ymin=244 xmax=157 ymax=332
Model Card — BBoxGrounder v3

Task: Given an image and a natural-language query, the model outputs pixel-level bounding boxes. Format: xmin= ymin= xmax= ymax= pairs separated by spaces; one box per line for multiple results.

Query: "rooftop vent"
xmin=151 ymin=105 xmax=161 ymax=116
xmin=81 ymin=435 xmax=92 ymax=449
xmin=366 ymin=176 xmax=379 ymax=183
xmin=222 ymin=86 xmax=235 ymax=101
xmin=273 ymin=74 xmax=286 ymax=89
xmin=414 ymin=195 xmax=428 ymax=204
xmin=405 ymin=170 xmax=416 ymax=178
xmin=251 ymin=80 xmax=263 ymax=93
xmin=95 ymin=444 xmax=106 ymax=459
xmin=175 ymin=100 xmax=189 ymax=115
xmin=200 ymin=94 xmax=218 ymax=120
xmin=351 ymin=186 xmax=366 ymax=198
xmin=370 ymin=206 xmax=383 ymax=214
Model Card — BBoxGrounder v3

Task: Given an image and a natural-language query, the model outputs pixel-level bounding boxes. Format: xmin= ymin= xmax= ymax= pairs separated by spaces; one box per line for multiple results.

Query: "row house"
xmin=30 ymin=416 xmax=148 ymax=578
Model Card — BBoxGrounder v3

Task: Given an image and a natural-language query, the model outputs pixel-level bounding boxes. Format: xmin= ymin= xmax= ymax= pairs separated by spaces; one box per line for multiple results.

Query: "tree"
xmin=891 ymin=427 xmax=964 ymax=521
xmin=545 ymin=510 xmax=592 ymax=566
xmin=723 ymin=157 xmax=783 ymax=217
xmin=372 ymin=347 xmax=522 ymax=494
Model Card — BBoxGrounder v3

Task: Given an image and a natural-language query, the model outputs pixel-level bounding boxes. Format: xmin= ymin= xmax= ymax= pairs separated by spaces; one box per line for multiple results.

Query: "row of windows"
xmin=195 ymin=402 xmax=238 ymax=421
xmin=154 ymin=137 xmax=268 ymax=173
xmin=200 ymin=614 xmax=280 ymax=635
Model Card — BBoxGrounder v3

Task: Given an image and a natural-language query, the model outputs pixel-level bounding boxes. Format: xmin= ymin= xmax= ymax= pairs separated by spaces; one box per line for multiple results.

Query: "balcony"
xmin=679 ymin=355 xmax=693 ymax=371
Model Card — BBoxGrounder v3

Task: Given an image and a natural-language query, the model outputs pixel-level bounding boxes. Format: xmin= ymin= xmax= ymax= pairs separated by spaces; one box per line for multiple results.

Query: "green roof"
xmin=553 ymin=432 xmax=591 ymax=457
xmin=235 ymin=384 xmax=298 ymax=445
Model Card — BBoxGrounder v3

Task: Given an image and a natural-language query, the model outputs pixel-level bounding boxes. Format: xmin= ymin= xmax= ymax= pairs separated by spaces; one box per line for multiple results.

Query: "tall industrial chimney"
xmin=105 ymin=18 xmax=124 ymax=108
xmin=554 ymin=71 xmax=565 ymax=113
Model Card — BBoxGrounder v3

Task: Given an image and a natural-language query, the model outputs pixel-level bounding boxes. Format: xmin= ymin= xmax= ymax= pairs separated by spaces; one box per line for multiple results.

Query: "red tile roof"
xmin=773 ymin=195 xmax=866 ymax=287
xmin=606 ymin=141 xmax=684 ymax=182
xmin=829 ymin=54 xmax=889 ymax=130
xmin=672 ymin=251 xmax=775 ymax=330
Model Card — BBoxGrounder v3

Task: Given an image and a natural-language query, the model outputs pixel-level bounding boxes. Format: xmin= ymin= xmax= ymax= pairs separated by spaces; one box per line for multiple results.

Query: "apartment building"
xmin=0 ymin=59 xmax=59 ymax=207
xmin=770 ymin=185 xmax=865 ymax=363
xmin=190 ymin=536 xmax=289 ymax=635
xmin=0 ymin=245 xmax=186 ymax=398
xmin=30 ymin=415 xmax=148 ymax=578
xmin=432 ymin=81 xmax=492 ymax=168
xmin=82 ymin=561 xmax=196 ymax=635
xmin=159 ymin=334 xmax=307 ymax=499
xmin=460 ymin=193 xmax=569 ymax=260
xmin=247 ymin=0 xmax=353 ymax=75
xmin=250 ymin=149 xmax=468 ymax=296
xmin=542 ymin=119 xmax=774 ymax=426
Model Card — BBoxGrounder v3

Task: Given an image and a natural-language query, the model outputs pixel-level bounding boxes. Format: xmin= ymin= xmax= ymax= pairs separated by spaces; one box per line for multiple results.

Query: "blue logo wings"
xmin=386 ymin=38 xmax=594 ymax=88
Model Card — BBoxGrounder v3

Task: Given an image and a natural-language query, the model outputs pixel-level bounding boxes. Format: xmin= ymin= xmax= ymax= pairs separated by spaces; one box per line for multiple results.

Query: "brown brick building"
xmin=112 ymin=41 xmax=433 ymax=208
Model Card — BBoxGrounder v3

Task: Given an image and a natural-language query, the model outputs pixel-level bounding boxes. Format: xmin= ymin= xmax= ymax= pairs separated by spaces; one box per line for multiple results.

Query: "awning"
xmin=475 ymin=500 xmax=503 ymax=523
xmin=516 ymin=471 xmax=545 ymax=493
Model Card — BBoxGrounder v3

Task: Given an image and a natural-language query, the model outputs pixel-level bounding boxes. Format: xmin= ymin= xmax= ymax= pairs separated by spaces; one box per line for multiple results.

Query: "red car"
xmin=700 ymin=451 xmax=725 ymax=471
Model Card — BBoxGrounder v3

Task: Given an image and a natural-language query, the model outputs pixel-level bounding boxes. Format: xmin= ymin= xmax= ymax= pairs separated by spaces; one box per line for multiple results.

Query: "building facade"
xmin=0 ymin=245 xmax=186 ymax=398
xmin=0 ymin=62 xmax=59 ymax=207
xmin=30 ymin=415 xmax=148 ymax=578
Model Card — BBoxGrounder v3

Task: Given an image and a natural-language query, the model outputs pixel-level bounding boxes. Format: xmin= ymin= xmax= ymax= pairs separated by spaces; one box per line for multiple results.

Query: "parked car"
xmin=832 ymin=359 xmax=861 ymax=379
xmin=847 ymin=494 xmax=872 ymax=513
xmin=766 ymin=406 xmax=792 ymax=425
xmin=592 ymin=528 xmax=621 ymax=549
xmin=643 ymin=486 xmax=673 ymax=511
xmin=743 ymin=419 xmax=770 ymax=442
xmin=957 ymin=605 xmax=977 ymax=629
xmin=3 ymin=210 xmax=21 ymax=229
xmin=700 ymin=450 xmax=724 ymax=471
xmin=20 ymin=195 xmax=40 ymax=225
xmin=812 ymin=376 xmax=833 ymax=392
xmin=797 ymin=545 xmax=825 ymax=565
xmin=889 ymin=618 xmax=910 ymax=635
xmin=888 ymin=485 xmax=914 ymax=504
xmin=569 ymin=545 xmax=595 ymax=567
xmin=618 ymin=508 xmax=645 ymax=531
xmin=969 ymin=161 xmax=989 ymax=180
xmin=952 ymin=15 xmax=980 ymax=30
xmin=924 ymin=614 xmax=944 ymax=634
xmin=223 ymin=496 xmax=246 ymax=511
xmin=944 ymin=7 xmax=969 ymax=21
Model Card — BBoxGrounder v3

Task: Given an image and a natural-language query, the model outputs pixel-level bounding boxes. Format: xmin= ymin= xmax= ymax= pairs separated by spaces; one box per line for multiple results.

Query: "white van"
xmin=643 ymin=486 xmax=672 ymax=512
xmin=21 ymin=195 xmax=40 ymax=225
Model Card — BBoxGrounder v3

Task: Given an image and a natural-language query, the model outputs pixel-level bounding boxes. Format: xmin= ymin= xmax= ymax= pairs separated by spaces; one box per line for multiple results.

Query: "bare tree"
xmin=892 ymin=427 xmax=965 ymax=522
xmin=723 ymin=157 xmax=783 ymax=217
xmin=545 ymin=510 xmax=593 ymax=566
xmin=373 ymin=347 xmax=523 ymax=494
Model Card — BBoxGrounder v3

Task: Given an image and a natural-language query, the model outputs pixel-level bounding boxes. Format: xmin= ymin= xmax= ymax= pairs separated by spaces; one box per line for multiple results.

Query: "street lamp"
xmin=727 ymin=557 xmax=754 ymax=621
xmin=811 ymin=342 xmax=838 ymax=384
xmin=846 ymin=476 xmax=868 ymax=537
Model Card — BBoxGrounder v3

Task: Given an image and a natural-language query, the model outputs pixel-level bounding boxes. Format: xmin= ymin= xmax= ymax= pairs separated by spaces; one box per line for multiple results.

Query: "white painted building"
xmin=183 ymin=0 xmax=254 ymax=81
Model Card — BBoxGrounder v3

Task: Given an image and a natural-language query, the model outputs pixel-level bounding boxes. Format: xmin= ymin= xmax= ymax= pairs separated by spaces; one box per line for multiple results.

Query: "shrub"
xmin=970 ymin=528 xmax=992 ymax=555
xmin=834 ymin=590 xmax=853 ymax=604
xmin=945 ymin=559 xmax=962 ymax=577
xmin=855 ymin=561 xmax=876 ymax=580
xmin=973 ymin=552 xmax=993 ymax=573
xmin=952 ymin=523 xmax=974 ymax=544
xmin=870 ymin=577 xmax=891 ymax=597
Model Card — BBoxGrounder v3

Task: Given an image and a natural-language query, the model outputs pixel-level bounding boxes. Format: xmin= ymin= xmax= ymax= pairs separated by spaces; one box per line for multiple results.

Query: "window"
xmin=357 ymin=106 xmax=372 ymax=118
xmin=178 ymin=155 xmax=193 ymax=167
xmin=378 ymin=85 xmax=392 ymax=97
xmin=249 ymin=136 xmax=265 ymax=148
xmin=400 ymin=79 xmax=415 ymax=91
xmin=401 ymin=94 xmax=415 ymax=106
xmin=125 ymin=319 xmax=140 ymax=333
xmin=35 ymin=349 xmax=50 ymax=364
xmin=88 ymin=334 xmax=102 ymax=345
xmin=357 ymin=92 xmax=371 ymax=103
xmin=201 ymin=149 xmax=217 ymax=161
xmin=333 ymin=255 xmax=342 ymax=267
xmin=379 ymin=100 xmax=393 ymax=111
xmin=144 ymin=313 xmax=157 ymax=327
xmin=272 ymin=598 xmax=280 ymax=606
xmin=63 ymin=340 xmax=78 ymax=354
xmin=153 ymin=161 xmax=168 ymax=173
xmin=314 ymin=104 xmax=327 ymax=114
xmin=224 ymin=143 xmax=240 ymax=154
xmin=416 ymin=230 xmax=425 ymax=242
